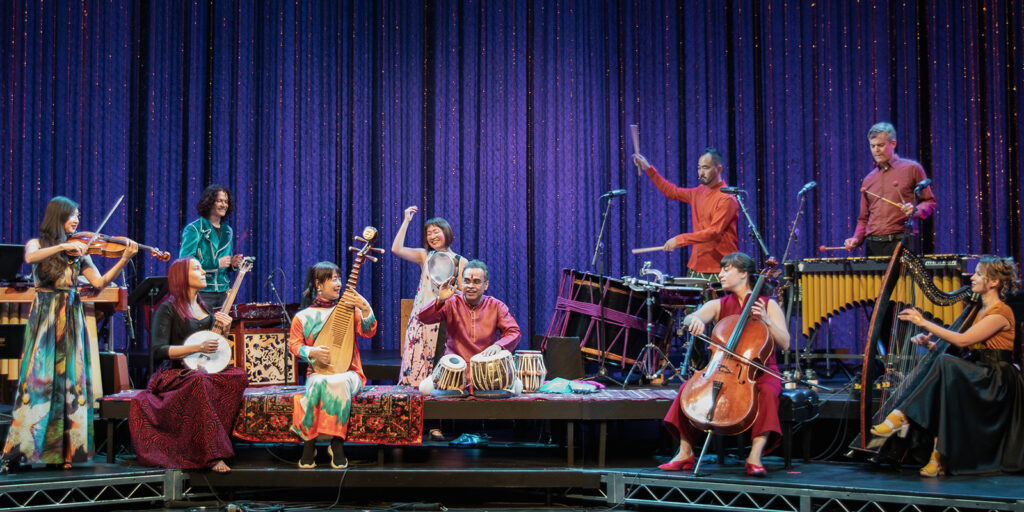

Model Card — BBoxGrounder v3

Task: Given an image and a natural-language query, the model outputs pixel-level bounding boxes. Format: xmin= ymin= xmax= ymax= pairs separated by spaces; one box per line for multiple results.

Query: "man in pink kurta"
xmin=417 ymin=260 xmax=521 ymax=369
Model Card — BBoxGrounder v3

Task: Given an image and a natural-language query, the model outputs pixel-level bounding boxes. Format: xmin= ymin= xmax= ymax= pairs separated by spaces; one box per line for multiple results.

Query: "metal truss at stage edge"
xmin=0 ymin=469 xmax=181 ymax=510
xmin=598 ymin=473 xmax=1024 ymax=512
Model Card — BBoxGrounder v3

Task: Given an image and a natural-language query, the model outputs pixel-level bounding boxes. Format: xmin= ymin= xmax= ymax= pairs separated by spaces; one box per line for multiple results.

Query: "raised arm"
xmin=391 ymin=206 xmax=428 ymax=264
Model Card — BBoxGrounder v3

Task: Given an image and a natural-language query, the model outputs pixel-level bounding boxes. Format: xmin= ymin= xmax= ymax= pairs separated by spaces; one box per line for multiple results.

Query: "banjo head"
xmin=182 ymin=331 xmax=232 ymax=374
xmin=426 ymin=251 xmax=457 ymax=287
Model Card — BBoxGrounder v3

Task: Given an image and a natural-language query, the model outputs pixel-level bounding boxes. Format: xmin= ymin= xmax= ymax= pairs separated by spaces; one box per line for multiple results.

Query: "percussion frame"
xmin=623 ymin=280 xmax=682 ymax=386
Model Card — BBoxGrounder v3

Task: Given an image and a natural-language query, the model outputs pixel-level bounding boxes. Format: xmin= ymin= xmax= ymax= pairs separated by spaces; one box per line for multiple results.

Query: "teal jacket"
xmin=179 ymin=217 xmax=233 ymax=293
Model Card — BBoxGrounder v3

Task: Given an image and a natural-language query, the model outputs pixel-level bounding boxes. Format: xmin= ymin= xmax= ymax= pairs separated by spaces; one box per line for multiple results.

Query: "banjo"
xmin=182 ymin=256 xmax=255 ymax=373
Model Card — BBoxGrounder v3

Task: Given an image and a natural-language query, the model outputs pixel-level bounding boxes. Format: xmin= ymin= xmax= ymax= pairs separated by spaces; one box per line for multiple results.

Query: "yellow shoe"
xmin=870 ymin=411 xmax=908 ymax=437
xmin=920 ymin=450 xmax=945 ymax=477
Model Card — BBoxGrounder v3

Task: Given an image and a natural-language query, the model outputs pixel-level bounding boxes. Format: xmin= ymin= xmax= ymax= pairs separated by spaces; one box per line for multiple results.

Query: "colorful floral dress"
xmin=399 ymin=250 xmax=459 ymax=386
xmin=288 ymin=304 xmax=377 ymax=440
xmin=3 ymin=255 xmax=96 ymax=465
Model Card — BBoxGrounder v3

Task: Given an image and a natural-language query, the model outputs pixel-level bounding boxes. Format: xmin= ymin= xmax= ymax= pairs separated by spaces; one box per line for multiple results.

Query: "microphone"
xmin=600 ymin=189 xmax=627 ymax=199
xmin=264 ymin=269 xmax=276 ymax=288
xmin=914 ymin=178 xmax=931 ymax=192
xmin=721 ymin=187 xmax=747 ymax=195
xmin=798 ymin=181 xmax=817 ymax=196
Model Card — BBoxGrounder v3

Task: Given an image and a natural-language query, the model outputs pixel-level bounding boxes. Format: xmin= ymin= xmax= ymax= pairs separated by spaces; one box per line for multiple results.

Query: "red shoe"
xmin=658 ymin=455 xmax=696 ymax=471
xmin=745 ymin=461 xmax=767 ymax=476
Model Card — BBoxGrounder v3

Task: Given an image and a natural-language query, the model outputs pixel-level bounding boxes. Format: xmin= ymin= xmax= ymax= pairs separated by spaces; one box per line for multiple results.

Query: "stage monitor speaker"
xmin=99 ymin=351 xmax=129 ymax=395
xmin=539 ymin=335 xmax=584 ymax=380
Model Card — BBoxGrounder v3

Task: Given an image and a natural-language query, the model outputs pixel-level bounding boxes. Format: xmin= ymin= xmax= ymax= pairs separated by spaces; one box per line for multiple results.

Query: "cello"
xmin=678 ymin=262 xmax=780 ymax=437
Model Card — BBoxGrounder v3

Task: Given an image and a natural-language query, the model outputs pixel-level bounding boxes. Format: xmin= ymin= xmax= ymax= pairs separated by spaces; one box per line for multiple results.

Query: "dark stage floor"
xmin=6 ymin=444 xmax=1024 ymax=511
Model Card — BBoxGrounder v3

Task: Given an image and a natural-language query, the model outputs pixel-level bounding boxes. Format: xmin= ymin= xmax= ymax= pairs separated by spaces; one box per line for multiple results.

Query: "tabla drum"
xmin=435 ymin=354 xmax=467 ymax=391
xmin=514 ymin=350 xmax=547 ymax=393
xmin=470 ymin=350 xmax=516 ymax=391
xmin=426 ymin=251 xmax=458 ymax=287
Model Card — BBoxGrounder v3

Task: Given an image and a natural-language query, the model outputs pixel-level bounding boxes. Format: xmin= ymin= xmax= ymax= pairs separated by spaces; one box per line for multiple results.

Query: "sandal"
xmin=920 ymin=450 xmax=945 ymax=477
xmin=429 ymin=428 xmax=445 ymax=441
xmin=870 ymin=410 xmax=908 ymax=438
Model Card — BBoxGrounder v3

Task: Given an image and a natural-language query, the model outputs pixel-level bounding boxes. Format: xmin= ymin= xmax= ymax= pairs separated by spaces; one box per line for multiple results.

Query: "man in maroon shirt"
xmin=844 ymin=122 xmax=937 ymax=257
xmin=417 ymin=260 xmax=521 ymax=369
xmin=633 ymin=148 xmax=739 ymax=278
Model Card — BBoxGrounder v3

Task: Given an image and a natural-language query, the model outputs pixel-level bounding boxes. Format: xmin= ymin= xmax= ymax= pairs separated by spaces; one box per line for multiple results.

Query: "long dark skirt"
xmin=129 ymin=366 xmax=247 ymax=469
xmin=898 ymin=354 xmax=1024 ymax=474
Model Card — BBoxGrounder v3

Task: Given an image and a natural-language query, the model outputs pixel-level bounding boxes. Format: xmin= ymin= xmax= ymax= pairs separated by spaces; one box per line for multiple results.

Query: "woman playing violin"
xmin=660 ymin=252 xmax=790 ymax=476
xmin=871 ymin=255 xmax=1023 ymax=476
xmin=2 ymin=196 xmax=138 ymax=470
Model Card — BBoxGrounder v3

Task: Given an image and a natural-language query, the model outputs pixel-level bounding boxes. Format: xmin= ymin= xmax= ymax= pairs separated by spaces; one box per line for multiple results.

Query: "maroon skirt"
xmin=664 ymin=364 xmax=783 ymax=453
xmin=129 ymin=366 xmax=247 ymax=469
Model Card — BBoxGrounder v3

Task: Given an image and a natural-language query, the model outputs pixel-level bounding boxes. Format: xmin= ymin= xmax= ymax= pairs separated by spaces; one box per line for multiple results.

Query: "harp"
xmin=849 ymin=242 xmax=977 ymax=454
xmin=311 ymin=226 xmax=385 ymax=375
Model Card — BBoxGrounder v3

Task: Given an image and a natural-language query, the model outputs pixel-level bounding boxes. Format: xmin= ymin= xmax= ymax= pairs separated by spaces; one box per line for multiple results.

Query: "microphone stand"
xmin=589 ymin=194 xmax=622 ymax=385
xmin=733 ymin=192 xmax=770 ymax=262
xmin=265 ymin=268 xmax=293 ymax=384
xmin=778 ymin=192 xmax=809 ymax=380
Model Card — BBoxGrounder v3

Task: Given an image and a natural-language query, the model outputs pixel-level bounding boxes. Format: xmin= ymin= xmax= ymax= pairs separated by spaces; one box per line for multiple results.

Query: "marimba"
xmin=786 ymin=255 xmax=973 ymax=337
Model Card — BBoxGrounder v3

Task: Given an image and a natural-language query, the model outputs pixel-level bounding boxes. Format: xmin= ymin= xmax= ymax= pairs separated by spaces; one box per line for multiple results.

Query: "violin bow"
xmin=690 ymin=332 xmax=834 ymax=392
xmin=84 ymin=195 xmax=125 ymax=246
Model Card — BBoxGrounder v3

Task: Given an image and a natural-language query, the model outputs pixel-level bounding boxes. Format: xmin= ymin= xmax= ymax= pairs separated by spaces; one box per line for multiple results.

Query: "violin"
xmin=66 ymin=232 xmax=171 ymax=261
xmin=678 ymin=262 xmax=779 ymax=436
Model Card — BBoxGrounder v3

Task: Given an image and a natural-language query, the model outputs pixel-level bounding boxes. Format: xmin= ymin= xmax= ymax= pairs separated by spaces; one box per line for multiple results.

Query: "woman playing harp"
xmin=870 ymin=256 xmax=1024 ymax=476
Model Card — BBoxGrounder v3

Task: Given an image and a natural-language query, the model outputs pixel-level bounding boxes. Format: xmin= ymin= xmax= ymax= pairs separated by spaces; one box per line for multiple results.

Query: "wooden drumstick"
xmin=630 ymin=124 xmax=641 ymax=175
xmin=860 ymin=188 xmax=904 ymax=209
xmin=631 ymin=246 xmax=664 ymax=254
xmin=818 ymin=245 xmax=847 ymax=252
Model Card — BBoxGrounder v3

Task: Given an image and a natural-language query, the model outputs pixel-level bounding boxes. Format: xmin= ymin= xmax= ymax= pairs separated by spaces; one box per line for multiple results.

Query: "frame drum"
xmin=426 ymin=251 xmax=457 ymax=287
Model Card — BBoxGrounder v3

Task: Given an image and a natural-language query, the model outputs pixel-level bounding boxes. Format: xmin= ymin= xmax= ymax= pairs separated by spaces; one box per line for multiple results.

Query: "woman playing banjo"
xmin=129 ymin=258 xmax=248 ymax=473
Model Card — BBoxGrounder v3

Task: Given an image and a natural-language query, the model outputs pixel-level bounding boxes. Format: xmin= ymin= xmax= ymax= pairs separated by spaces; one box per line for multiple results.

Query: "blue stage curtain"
xmin=1 ymin=1 xmax=1021 ymax=354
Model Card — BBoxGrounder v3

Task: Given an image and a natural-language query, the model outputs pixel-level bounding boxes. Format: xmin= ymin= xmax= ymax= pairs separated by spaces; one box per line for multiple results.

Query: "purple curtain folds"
xmin=2 ymin=1 xmax=1022 ymax=354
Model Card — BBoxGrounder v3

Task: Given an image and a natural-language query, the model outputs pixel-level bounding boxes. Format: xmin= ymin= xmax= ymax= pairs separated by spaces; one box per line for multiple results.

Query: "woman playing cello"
xmin=660 ymin=252 xmax=790 ymax=476
xmin=871 ymin=255 xmax=1023 ymax=476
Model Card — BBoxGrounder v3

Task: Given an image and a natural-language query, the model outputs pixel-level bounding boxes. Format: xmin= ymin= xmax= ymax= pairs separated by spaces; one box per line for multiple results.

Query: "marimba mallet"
xmin=860 ymin=188 xmax=904 ymax=209
xmin=818 ymin=245 xmax=847 ymax=252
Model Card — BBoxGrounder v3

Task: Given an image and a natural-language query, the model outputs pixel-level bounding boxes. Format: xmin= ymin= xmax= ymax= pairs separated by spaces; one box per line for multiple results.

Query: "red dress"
xmin=663 ymin=293 xmax=783 ymax=451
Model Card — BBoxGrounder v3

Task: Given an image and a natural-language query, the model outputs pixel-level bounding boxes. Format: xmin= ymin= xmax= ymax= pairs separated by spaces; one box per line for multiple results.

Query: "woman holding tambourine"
xmin=129 ymin=258 xmax=247 ymax=473
xmin=392 ymin=206 xmax=467 ymax=386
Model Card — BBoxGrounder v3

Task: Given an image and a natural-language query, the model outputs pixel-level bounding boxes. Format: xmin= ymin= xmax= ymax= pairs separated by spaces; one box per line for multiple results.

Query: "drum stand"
xmin=623 ymin=281 xmax=681 ymax=386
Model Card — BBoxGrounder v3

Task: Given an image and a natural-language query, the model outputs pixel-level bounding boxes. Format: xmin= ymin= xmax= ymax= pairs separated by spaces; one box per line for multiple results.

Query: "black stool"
xmin=779 ymin=388 xmax=819 ymax=468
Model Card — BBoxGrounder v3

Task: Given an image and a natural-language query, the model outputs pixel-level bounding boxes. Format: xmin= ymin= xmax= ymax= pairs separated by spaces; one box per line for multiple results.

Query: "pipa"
xmin=312 ymin=226 xmax=385 ymax=375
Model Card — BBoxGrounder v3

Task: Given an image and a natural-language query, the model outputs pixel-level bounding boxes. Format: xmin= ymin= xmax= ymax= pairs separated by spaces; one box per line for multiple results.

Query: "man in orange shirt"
xmin=633 ymin=148 xmax=740 ymax=279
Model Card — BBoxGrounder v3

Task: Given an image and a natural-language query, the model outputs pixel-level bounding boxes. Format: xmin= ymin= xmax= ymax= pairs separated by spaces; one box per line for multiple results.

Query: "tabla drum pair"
xmin=514 ymin=350 xmax=547 ymax=393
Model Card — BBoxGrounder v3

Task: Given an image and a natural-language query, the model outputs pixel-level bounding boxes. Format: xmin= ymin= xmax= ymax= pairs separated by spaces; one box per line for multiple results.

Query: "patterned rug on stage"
xmin=232 ymin=385 xmax=424 ymax=445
